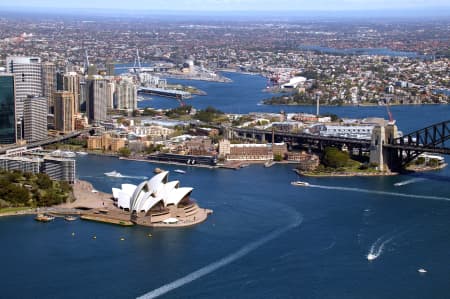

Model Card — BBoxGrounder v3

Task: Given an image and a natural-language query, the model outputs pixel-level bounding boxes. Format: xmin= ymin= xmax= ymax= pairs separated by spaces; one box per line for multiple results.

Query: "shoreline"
xmin=294 ymin=169 xmax=398 ymax=177
xmin=262 ymin=102 xmax=449 ymax=107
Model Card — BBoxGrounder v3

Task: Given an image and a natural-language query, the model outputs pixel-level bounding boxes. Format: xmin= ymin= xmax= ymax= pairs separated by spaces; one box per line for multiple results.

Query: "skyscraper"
xmin=115 ymin=77 xmax=137 ymax=110
xmin=41 ymin=62 xmax=56 ymax=114
xmin=63 ymin=72 xmax=81 ymax=113
xmin=106 ymin=81 xmax=115 ymax=110
xmin=6 ymin=56 xmax=42 ymax=120
xmin=23 ymin=96 xmax=47 ymax=142
xmin=0 ymin=75 xmax=16 ymax=144
xmin=86 ymin=77 xmax=108 ymax=124
xmin=54 ymin=91 xmax=76 ymax=133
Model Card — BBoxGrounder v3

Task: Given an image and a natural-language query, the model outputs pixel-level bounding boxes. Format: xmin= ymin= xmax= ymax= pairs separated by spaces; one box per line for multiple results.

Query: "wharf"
xmin=138 ymin=87 xmax=191 ymax=99
xmin=80 ymin=214 xmax=134 ymax=226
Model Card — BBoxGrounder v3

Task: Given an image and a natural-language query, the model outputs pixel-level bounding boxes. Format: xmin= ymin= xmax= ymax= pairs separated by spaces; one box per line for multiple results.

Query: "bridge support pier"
xmin=370 ymin=124 xmax=399 ymax=172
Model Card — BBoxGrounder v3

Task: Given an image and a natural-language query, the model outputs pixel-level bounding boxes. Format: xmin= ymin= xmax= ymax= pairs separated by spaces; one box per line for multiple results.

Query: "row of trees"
xmin=0 ymin=170 xmax=72 ymax=209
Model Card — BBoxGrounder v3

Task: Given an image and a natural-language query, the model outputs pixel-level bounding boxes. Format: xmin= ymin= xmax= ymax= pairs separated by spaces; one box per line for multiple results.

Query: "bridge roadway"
xmin=231 ymin=127 xmax=371 ymax=147
xmin=383 ymin=144 xmax=450 ymax=155
xmin=0 ymin=130 xmax=85 ymax=155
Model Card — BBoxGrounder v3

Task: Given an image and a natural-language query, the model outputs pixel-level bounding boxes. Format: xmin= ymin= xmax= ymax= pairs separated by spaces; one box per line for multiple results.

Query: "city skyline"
xmin=1 ymin=0 xmax=450 ymax=13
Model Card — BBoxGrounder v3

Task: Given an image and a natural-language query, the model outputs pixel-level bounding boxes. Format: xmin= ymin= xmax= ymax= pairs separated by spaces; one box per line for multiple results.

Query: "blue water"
xmin=1 ymin=74 xmax=450 ymax=299
xmin=139 ymin=71 xmax=450 ymax=134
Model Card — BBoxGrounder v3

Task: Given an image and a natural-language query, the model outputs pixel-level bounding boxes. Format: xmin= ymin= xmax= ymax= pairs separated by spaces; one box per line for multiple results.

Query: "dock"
xmin=138 ymin=87 xmax=191 ymax=99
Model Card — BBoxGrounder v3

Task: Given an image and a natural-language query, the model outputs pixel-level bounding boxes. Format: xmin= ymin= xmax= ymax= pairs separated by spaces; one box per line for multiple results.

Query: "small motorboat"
xmin=418 ymin=268 xmax=427 ymax=273
xmin=76 ymin=151 xmax=88 ymax=156
xmin=264 ymin=161 xmax=275 ymax=168
xmin=104 ymin=171 xmax=124 ymax=178
xmin=367 ymin=254 xmax=377 ymax=261
xmin=64 ymin=215 xmax=78 ymax=221
xmin=35 ymin=214 xmax=55 ymax=222
xmin=291 ymin=181 xmax=310 ymax=187
xmin=174 ymin=169 xmax=186 ymax=174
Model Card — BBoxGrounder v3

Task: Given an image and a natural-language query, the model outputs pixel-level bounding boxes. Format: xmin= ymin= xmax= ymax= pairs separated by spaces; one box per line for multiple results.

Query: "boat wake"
xmin=137 ymin=209 xmax=303 ymax=299
xmin=120 ymin=175 xmax=149 ymax=180
xmin=394 ymin=178 xmax=425 ymax=187
xmin=367 ymin=230 xmax=405 ymax=261
xmin=308 ymin=184 xmax=450 ymax=202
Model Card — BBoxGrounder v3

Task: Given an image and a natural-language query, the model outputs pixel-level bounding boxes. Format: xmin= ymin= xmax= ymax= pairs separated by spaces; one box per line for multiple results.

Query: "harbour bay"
xmin=1 ymin=73 xmax=449 ymax=298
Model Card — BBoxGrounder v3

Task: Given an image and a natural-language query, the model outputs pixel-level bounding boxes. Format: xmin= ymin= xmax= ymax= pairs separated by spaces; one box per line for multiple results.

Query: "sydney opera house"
xmin=111 ymin=171 xmax=210 ymax=226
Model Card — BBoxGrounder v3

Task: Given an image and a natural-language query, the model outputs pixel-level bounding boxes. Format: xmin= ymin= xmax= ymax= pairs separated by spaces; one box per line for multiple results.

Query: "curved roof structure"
xmin=111 ymin=172 xmax=193 ymax=213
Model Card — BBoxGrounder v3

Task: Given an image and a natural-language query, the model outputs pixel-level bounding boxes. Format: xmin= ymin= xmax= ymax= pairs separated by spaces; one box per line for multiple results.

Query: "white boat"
xmin=418 ymin=268 xmax=427 ymax=273
xmin=76 ymin=151 xmax=88 ymax=156
xmin=61 ymin=151 xmax=76 ymax=158
xmin=291 ymin=181 xmax=310 ymax=187
xmin=104 ymin=171 xmax=124 ymax=178
xmin=174 ymin=169 xmax=186 ymax=174
xmin=264 ymin=161 xmax=275 ymax=168
xmin=367 ymin=254 xmax=377 ymax=261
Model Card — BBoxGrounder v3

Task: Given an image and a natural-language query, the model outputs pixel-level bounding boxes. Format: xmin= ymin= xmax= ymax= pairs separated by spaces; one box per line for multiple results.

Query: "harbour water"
xmin=1 ymin=73 xmax=449 ymax=299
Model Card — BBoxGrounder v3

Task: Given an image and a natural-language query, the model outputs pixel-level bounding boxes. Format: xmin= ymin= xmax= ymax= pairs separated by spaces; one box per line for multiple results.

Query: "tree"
xmin=36 ymin=173 xmax=52 ymax=189
xmin=273 ymin=154 xmax=283 ymax=162
xmin=322 ymin=147 xmax=350 ymax=169
xmin=118 ymin=147 xmax=131 ymax=157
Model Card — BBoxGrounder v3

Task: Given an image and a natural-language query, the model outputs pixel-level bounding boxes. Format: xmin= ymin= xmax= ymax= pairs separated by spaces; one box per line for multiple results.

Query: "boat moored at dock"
xmin=35 ymin=214 xmax=55 ymax=222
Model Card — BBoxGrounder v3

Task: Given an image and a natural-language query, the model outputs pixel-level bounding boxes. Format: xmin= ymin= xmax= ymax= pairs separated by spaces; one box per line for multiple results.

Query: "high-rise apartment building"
xmin=6 ymin=56 xmax=42 ymax=120
xmin=54 ymin=91 xmax=76 ymax=133
xmin=86 ymin=77 xmax=108 ymax=124
xmin=0 ymin=75 xmax=16 ymax=144
xmin=23 ymin=96 xmax=47 ymax=142
xmin=41 ymin=62 xmax=56 ymax=114
xmin=63 ymin=72 xmax=81 ymax=113
xmin=115 ymin=77 xmax=137 ymax=110
xmin=106 ymin=81 xmax=115 ymax=110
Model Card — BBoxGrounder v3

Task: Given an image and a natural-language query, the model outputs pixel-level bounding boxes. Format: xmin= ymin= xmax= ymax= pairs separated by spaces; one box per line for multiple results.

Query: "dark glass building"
xmin=0 ymin=75 xmax=16 ymax=144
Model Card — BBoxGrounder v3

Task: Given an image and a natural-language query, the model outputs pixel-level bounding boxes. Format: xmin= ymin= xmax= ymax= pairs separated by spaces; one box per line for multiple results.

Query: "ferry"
xmin=35 ymin=214 xmax=55 ymax=222
xmin=174 ymin=169 xmax=186 ymax=174
xmin=291 ymin=181 xmax=310 ymax=187
xmin=104 ymin=171 xmax=124 ymax=178
xmin=64 ymin=215 xmax=78 ymax=221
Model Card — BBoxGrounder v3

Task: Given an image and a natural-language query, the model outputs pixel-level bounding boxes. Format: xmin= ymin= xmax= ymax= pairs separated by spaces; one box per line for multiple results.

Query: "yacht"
xmin=104 ymin=171 xmax=124 ymax=178
xmin=291 ymin=181 xmax=310 ymax=187
xmin=64 ymin=215 xmax=78 ymax=221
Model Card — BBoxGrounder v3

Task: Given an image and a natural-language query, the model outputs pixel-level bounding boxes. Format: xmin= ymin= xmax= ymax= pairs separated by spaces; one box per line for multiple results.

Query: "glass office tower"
xmin=0 ymin=75 xmax=16 ymax=144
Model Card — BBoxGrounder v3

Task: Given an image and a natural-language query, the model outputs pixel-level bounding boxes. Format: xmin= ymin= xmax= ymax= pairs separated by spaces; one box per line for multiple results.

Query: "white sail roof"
xmin=112 ymin=171 xmax=193 ymax=213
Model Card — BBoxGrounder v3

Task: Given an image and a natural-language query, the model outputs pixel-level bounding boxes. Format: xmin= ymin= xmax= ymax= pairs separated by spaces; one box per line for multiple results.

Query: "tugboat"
xmin=35 ymin=214 xmax=55 ymax=222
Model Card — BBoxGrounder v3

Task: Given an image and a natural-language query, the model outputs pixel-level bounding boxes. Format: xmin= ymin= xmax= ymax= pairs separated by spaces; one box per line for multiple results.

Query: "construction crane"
xmin=386 ymin=102 xmax=396 ymax=125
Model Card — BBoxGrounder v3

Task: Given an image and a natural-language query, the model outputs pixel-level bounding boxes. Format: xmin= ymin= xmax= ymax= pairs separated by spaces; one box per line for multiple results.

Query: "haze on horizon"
xmin=1 ymin=0 xmax=450 ymax=13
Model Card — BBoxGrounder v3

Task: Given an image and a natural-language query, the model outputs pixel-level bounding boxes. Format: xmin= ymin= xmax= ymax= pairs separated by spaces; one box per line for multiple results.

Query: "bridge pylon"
xmin=370 ymin=123 xmax=399 ymax=171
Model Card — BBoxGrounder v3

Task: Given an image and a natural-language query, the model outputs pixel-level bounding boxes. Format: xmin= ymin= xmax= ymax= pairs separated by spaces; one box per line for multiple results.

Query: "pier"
xmin=138 ymin=87 xmax=191 ymax=99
